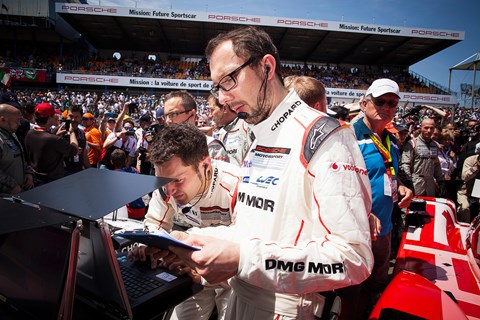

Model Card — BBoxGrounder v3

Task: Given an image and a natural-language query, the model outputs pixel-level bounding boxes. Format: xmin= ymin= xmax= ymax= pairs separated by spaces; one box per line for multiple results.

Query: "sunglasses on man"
xmin=370 ymin=97 xmax=398 ymax=108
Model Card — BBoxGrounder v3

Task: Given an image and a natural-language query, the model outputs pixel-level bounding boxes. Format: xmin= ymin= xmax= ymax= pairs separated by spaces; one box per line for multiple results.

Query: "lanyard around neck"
xmin=369 ymin=133 xmax=395 ymax=179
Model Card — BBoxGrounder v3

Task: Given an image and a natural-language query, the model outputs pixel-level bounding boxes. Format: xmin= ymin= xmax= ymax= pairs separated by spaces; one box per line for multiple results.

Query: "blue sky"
xmin=92 ymin=0 xmax=479 ymax=100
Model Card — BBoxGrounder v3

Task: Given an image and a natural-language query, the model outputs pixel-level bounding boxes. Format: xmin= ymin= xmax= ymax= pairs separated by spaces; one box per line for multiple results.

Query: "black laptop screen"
xmin=0 ymin=225 xmax=71 ymax=319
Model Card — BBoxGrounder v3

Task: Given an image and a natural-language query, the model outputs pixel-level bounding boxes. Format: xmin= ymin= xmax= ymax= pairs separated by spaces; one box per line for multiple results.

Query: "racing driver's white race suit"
xmin=191 ymin=90 xmax=373 ymax=319
xmin=144 ymin=159 xmax=240 ymax=320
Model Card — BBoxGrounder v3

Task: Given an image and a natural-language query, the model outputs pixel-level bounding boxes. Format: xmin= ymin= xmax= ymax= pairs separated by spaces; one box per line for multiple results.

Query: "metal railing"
xmin=408 ymin=69 xmax=456 ymax=96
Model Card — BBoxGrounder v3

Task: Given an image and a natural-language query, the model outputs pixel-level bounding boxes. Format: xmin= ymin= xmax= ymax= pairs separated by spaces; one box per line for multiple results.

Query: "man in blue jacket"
xmin=352 ymin=78 xmax=413 ymax=317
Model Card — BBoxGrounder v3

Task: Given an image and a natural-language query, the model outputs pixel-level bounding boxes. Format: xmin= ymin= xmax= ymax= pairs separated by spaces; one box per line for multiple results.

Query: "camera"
xmin=64 ymin=119 xmax=71 ymax=131
xmin=125 ymin=127 xmax=135 ymax=136
xmin=144 ymin=124 xmax=163 ymax=143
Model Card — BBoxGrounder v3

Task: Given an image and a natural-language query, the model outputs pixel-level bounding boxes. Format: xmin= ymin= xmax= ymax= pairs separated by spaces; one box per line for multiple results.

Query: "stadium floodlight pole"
xmin=472 ymin=61 xmax=477 ymax=109
xmin=448 ymin=69 xmax=452 ymax=94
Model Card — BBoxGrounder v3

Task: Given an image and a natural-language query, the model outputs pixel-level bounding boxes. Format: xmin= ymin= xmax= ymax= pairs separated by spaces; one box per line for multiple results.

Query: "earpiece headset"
xmin=265 ymin=64 xmax=270 ymax=74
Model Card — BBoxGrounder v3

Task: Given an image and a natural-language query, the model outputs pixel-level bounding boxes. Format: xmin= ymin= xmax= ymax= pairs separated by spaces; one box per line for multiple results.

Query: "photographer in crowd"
xmin=25 ymin=102 xmax=78 ymax=184
xmin=100 ymin=117 xmax=137 ymax=170
xmin=63 ymin=105 xmax=88 ymax=176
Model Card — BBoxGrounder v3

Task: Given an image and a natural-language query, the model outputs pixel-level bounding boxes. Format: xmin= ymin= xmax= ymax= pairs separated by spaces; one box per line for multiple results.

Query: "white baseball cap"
xmin=365 ymin=78 xmax=400 ymax=98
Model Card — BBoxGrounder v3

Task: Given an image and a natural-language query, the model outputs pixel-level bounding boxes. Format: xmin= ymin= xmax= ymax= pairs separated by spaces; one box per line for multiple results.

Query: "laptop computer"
xmin=17 ymin=168 xmax=203 ymax=319
xmin=0 ymin=197 xmax=82 ymax=320
xmin=75 ymin=219 xmax=200 ymax=319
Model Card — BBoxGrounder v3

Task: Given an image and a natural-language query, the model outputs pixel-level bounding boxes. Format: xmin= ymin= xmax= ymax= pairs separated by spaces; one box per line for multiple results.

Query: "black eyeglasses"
xmin=164 ymin=110 xmax=191 ymax=120
xmin=210 ymin=57 xmax=256 ymax=99
xmin=371 ymin=97 xmax=398 ymax=108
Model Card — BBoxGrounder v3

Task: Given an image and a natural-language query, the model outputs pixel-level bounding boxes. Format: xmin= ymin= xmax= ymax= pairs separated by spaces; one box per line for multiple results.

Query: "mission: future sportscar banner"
xmin=56 ymin=3 xmax=464 ymax=40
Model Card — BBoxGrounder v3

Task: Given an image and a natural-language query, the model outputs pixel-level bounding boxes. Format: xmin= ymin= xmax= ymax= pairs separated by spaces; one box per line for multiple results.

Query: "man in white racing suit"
xmin=135 ymin=123 xmax=240 ymax=320
xmin=163 ymin=27 xmax=373 ymax=320
xmin=208 ymin=94 xmax=253 ymax=166
xmin=163 ymin=90 xmax=229 ymax=163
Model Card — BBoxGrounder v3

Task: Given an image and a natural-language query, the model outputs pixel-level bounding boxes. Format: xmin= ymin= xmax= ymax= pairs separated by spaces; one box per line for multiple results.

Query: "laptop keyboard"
xmin=119 ymin=263 xmax=165 ymax=299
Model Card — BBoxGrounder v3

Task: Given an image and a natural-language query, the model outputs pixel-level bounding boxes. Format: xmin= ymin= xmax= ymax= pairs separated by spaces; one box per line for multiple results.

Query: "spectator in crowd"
xmin=432 ymin=126 xmax=441 ymax=142
xmin=131 ymin=123 xmax=240 ymax=320
xmin=82 ymin=112 xmax=102 ymax=167
xmin=401 ymin=118 xmax=443 ymax=196
xmin=162 ymin=26 xmax=373 ymax=319
xmin=0 ymin=102 xmax=34 ymax=194
xmin=0 ymin=92 xmax=31 ymax=150
xmin=444 ymin=124 xmax=462 ymax=170
xmin=207 ymin=94 xmax=252 ymax=166
xmin=136 ymin=113 xmax=152 ymax=141
xmin=460 ymin=119 xmax=479 ymax=146
xmin=110 ymin=148 xmax=146 ymax=219
xmin=392 ymin=123 xmax=410 ymax=151
xmin=100 ymin=116 xmax=116 ymax=143
xmin=284 ymin=75 xmax=328 ymax=113
xmin=163 ymin=90 xmax=229 ymax=162
xmin=457 ymin=119 xmax=479 ymax=171
xmin=156 ymin=107 xmax=165 ymax=127
xmin=136 ymin=113 xmax=153 ymax=175
xmin=25 ymin=102 xmax=78 ymax=184
xmin=63 ymin=105 xmax=88 ymax=175
xmin=436 ymin=131 xmax=456 ymax=198
xmin=101 ymin=118 xmax=137 ymax=170
xmin=352 ymin=78 xmax=413 ymax=319
xmin=457 ymin=143 xmax=480 ymax=222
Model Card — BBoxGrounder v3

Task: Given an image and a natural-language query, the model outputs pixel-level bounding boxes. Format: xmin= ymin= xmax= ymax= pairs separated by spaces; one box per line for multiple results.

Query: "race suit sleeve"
xmin=143 ymin=189 xmax=176 ymax=232
xmin=208 ymin=139 xmax=230 ymax=163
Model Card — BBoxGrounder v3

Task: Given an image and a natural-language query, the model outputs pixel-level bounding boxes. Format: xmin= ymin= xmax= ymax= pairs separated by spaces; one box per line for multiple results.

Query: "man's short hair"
xmin=149 ymin=123 xmax=208 ymax=170
xmin=205 ymin=26 xmax=282 ymax=80
xmin=110 ymin=149 xmax=127 ymax=167
xmin=284 ymin=75 xmax=326 ymax=108
xmin=207 ymin=94 xmax=223 ymax=109
xmin=69 ymin=104 xmax=82 ymax=114
xmin=164 ymin=90 xmax=197 ymax=112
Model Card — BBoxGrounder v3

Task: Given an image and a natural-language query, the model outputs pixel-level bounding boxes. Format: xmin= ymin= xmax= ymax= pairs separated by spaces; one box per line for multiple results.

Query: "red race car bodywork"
xmin=370 ymin=197 xmax=480 ymax=320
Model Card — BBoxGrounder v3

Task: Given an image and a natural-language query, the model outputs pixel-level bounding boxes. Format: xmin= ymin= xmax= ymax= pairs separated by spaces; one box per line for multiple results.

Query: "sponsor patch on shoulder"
xmin=302 ymin=117 xmax=340 ymax=165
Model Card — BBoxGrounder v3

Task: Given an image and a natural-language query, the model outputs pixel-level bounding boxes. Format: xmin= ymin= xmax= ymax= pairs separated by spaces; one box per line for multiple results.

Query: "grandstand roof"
xmin=450 ymin=52 xmax=480 ymax=71
xmin=56 ymin=4 xmax=464 ymax=67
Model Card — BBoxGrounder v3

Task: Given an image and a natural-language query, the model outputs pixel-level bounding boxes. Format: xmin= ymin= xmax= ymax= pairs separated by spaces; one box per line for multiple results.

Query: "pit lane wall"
xmin=56 ymin=4 xmax=464 ymax=40
xmin=56 ymin=73 xmax=458 ymax=106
